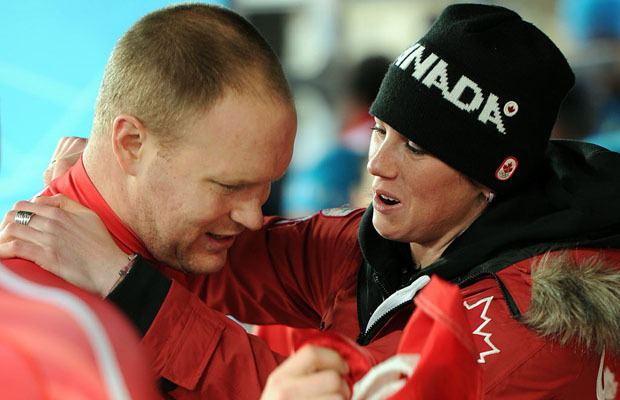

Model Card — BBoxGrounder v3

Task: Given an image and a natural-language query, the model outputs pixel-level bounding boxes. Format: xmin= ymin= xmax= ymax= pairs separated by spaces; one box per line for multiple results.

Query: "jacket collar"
xmin=46 ymin=156 xmax=154 ymax=261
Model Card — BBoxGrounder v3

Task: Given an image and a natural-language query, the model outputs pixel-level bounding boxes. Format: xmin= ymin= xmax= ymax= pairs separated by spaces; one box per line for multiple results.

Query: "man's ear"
xmin=110 ymin=114 xmax=148 ymax=176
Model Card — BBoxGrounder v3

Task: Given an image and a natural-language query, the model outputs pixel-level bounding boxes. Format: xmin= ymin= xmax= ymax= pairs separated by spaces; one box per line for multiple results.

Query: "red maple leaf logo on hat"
xmin=503 ymin=101 xmax=519 ymax=117
xmin=496 ymin=157 xmax=518 ymax=181
xmin=502 ymin=162 xmax=514 ymax=174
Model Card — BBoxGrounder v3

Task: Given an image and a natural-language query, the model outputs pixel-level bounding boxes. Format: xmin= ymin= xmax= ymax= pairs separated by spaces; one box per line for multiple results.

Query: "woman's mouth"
xmin=373 ymin=191 xmax=402 ymax=214
xmin=378 ymin=193 xmax=400 ymax=205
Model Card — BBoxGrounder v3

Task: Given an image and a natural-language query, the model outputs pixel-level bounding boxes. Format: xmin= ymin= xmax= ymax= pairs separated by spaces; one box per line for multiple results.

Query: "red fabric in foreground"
xmin=389 ymin=276 xmax=482 ymax=399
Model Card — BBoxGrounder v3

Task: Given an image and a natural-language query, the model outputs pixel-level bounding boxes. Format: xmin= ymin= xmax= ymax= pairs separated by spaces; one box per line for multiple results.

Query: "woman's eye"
xmin=406 ymin=141 xmax=427 ymax=155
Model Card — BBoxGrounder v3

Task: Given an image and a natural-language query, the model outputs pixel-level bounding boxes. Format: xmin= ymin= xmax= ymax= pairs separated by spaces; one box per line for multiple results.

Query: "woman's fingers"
xmin=0 ymin=210 xmax=64 ymax=271
xmin=43 ymin=137 xmax=87 ymax=185
xmin=33 ymin=194 xmax=90 ymax=213
xmin=1 ymin=214 xmax=59 ymax=247
xmin=6 ymin=200 xmax=70 ymax=230
xmin=49 ymin=154 xmax=80 ymax=182
xmin=6 ymin=195 xmax=88 ymax=231
xmin=0 ymin=239 xmax=48 ymax=266
xmin=52 ymin=136 xmax=86 ymax=158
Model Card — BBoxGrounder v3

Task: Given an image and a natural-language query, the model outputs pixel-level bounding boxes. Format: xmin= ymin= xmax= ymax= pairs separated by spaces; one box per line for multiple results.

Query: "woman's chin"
xmin=372 ymin=219 xmax=399 ymax=241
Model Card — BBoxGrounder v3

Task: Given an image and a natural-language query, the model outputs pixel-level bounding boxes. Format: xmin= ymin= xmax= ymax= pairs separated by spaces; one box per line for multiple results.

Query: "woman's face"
xmin=368 ymin=118 xmax=486 ymax=247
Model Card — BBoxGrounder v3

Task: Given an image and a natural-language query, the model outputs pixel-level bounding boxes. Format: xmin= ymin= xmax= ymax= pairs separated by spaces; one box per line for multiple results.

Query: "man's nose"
xmin=230 ymin=200 xmax=264 ymax=231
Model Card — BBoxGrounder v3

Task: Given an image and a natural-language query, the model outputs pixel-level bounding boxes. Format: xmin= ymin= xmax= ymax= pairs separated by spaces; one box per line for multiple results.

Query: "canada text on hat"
xmin=394 ymin=42 xmax=512 ymax=136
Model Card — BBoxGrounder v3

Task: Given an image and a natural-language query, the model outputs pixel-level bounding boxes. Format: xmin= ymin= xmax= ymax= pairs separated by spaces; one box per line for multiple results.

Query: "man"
xmin=1 ymin=3 xmax=300 ymax=399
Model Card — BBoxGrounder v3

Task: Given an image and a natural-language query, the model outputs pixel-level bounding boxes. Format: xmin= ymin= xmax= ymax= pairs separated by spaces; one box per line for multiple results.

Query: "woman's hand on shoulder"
xmin=0 ymin=194 xmax=129 ymax=296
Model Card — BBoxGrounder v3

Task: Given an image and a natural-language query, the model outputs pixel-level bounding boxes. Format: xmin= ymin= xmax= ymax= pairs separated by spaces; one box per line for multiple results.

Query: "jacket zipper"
xmin=357 ymin=301 xmax=412 ymax=345
xmin=357 ymin=275 xmax=431 ymax=345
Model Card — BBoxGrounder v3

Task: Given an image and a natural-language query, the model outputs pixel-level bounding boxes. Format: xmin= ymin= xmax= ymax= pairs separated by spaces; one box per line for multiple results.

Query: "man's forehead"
xmin=211 ymin=156 xmax=288 ymax=184
xmin=174 ymin=89 xmax=295 ymax=181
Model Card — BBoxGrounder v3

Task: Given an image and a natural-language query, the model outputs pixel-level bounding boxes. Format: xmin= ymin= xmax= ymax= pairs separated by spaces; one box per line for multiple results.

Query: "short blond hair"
xmin=92 ymin=3 xmax=292 ymax=142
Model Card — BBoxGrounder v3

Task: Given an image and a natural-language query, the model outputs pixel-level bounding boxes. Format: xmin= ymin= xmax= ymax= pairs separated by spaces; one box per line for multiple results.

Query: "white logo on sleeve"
xmin=464 ymin=296 xmax=500 ymax=363
xmin=597 ymin=349 xmax=618 ymax=400
xmin=320 ymin=208 xmax=356 ymax=217
xmin=351 ymin=354 xmax=420 ymax=400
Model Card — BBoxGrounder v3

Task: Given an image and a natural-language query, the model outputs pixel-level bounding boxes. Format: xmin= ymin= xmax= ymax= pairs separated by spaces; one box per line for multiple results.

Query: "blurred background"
xmin=1 ymin=0 xmax=619 ymax=217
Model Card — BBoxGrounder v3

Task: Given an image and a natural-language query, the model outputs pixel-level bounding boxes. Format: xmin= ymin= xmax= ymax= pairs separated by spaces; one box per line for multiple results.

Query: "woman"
xmin=3 ymin=4 xmax=620 ymax=399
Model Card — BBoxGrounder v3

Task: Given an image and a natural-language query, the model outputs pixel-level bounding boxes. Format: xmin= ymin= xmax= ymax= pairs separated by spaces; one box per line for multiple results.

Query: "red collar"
xmin=46 ymin=157 xmax=154 ymax=261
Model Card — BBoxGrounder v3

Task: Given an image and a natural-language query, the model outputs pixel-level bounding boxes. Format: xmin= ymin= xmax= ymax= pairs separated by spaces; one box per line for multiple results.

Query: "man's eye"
xmin=219 ymin=183 xmax=237 ymax=192
xmin=371 ymin=126 xmax=386 ymax=136
xmin=406 ymin=141 xmax=427 ymax=155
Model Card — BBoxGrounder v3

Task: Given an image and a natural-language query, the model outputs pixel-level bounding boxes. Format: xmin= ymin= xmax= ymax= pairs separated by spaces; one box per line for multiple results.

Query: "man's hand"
xmin=261 ymin=345 xmax=351 ymax=400
xmin=0 ymin=194 xmax=129 ymax=296
xmin=43 ymin=136 xmax=87 ymax=185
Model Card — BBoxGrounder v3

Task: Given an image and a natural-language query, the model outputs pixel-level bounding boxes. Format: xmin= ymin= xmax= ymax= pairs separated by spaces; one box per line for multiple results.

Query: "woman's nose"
xmin=367 ymin=139 xmax=398 ymax=179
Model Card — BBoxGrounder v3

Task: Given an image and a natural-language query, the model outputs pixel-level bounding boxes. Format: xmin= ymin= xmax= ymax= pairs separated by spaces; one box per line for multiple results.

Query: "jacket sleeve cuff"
xmin=107 ymin=255 xmax=171 ymax=335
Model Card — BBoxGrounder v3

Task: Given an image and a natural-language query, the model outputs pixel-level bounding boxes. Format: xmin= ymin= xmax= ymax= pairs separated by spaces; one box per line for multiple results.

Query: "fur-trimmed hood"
xmin=525 ymin=252 xmax=620 ymax=354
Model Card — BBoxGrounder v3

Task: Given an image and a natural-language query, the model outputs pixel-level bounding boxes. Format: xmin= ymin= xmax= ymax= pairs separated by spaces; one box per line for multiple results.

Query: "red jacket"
xmin=27 ymin=142 xmax=620 ymax=399
xmin=35 ymin=160 xmax=387 ymax=398
xmin=170 ymin=210 xmax=620 ymax=399
xmin=1 ymin=239 xmax=159 ymax=397
xmin=106 ymin=141 xmax=620 ymax=399
xmin=351 ymin=276 xmax=484 ymax=400
xmin=108 ymin=204 xmax=620 ymax=399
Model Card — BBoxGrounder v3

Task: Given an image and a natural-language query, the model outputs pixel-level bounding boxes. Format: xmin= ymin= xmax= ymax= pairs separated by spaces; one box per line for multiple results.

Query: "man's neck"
xmin=82 ymin=143 xmax=134 ymax=230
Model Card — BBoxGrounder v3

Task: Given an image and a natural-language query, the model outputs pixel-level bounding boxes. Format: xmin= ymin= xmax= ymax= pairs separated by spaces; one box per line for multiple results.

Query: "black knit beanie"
xmin=370 ymin=4 xmax=575 ymax=193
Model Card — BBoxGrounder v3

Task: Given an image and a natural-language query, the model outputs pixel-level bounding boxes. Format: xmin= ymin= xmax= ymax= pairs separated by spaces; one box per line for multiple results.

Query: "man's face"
xmin=130 ymin=91 xmax=296 ymax=274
